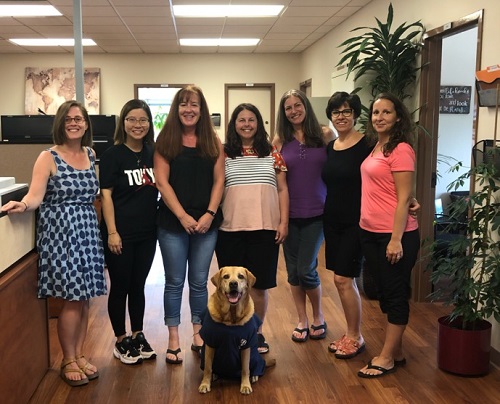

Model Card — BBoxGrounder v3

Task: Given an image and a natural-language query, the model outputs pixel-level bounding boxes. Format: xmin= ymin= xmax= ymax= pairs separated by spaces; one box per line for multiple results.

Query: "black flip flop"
xmin=309 ymin=322 xmax=327 ymax=340
xmin=291 ymin=327 xmax=309 ymax=342
xmin=191 ymin=344 xmax=202 ymax=354
xmin=165 ymin=348 xmax=183 ymax=364
xmin=257 ymin=333 xmax=269 ymax=354
xmin=357 ymin=363 xmax=396 ymax=378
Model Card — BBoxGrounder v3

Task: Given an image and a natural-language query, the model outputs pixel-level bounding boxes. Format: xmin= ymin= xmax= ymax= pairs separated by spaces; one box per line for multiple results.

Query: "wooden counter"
xmin=0 ymin=251 xmax=49 ymax=404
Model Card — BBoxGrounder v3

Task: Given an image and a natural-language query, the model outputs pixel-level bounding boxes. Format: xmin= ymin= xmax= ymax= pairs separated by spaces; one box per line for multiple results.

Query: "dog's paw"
xmin=240 ymin=383 xmax=253 ymax=395
xmin=265 ymin=357 xmax=276 ymax=368
xmin=250 ymin=375 xmax=259 ymax=383
xmin=198 ymin=382 xmax=211 ymax=394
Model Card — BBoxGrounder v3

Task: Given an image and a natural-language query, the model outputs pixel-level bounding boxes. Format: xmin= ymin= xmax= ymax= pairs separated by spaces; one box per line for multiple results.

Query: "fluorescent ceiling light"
xmin=9 ymin=38 xmax=97 ymax=46
xmin=173 ymin=5 xmax=284 ymax=18
xmin=180 ymin=38 xmax=260 ymax=47
xmin=0 ymin=5 xmax=61 ymax=17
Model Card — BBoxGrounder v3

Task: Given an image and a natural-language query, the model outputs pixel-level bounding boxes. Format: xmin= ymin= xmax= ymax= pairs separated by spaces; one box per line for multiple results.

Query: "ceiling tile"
xmin=0 ymin=0 xmax=374 ymax=54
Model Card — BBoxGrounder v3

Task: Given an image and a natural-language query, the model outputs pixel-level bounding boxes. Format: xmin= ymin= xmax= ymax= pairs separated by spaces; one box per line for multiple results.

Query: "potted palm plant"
xmin=428 ymin=149 xmax=500 ymax=375
xmin=335 ymin=3 xmax=425 ymax=297
xmin=336 ymin=2 xmax=424 ymax=129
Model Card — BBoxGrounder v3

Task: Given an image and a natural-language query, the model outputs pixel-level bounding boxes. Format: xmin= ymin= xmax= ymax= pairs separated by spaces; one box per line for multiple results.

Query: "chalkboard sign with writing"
xmin=439 ymin=85 xmax=472 ymax=114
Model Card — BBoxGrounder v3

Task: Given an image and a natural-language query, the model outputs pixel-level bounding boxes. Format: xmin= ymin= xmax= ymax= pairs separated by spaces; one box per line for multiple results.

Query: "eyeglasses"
xmin=331 ymin=109 xmax=353 ymax=118
xmin=125 ymin=117 xmax=150 ymax=125
xmin=65 ymin=116 xmax=85 ymax=124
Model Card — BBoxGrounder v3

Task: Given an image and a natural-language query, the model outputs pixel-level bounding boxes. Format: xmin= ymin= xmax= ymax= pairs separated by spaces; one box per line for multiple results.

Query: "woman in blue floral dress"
xmin=1 ymin=100 xmax=106 ymax=387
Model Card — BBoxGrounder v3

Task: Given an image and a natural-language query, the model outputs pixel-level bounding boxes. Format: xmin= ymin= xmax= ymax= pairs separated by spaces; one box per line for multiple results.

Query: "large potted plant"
xmin=428 ymin=151 xmax=500 ymax=376
xmin=335 ymin=3 xmax=425 ymax=298
xmin=336 ymin=2 xmax=424 ymax=129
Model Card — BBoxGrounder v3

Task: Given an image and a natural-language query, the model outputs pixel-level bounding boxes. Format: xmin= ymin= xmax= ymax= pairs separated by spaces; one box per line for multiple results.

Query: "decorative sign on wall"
xmin=439 ymin=85 xmax=472 ymax=114
xmin=24 ymin=67 xmax=100 ymax=115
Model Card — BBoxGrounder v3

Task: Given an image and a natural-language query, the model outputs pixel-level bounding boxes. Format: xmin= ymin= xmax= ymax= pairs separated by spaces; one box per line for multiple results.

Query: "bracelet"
xmin=206 ymin=209 xmax=216 ymax=217
xmin=108 ymin=231 xmax=117 ymax=236
xmin=20 ymin=201 xmax=28 ymax=211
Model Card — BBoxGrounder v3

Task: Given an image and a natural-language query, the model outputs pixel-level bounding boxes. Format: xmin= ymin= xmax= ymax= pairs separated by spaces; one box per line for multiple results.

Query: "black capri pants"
xmin=360 ymin=229 xmax=420 ymax=325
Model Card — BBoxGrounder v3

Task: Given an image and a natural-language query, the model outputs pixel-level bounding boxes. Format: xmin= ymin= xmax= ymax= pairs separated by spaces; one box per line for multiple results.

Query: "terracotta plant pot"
xmin=437 ymin=315 xmax=491 ymax=376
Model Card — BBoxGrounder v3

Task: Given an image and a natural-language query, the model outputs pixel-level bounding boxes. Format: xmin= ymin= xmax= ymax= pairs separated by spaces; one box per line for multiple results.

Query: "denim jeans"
xmin=283 ymin=216 xmax=324 ymax=288
xmin=158 ymin=227 xmax=218 ymax=326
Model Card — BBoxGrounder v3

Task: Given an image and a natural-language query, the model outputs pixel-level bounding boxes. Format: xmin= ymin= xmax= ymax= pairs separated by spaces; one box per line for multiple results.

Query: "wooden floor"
xmin=27 ymin=245 xmax=500 ymax=404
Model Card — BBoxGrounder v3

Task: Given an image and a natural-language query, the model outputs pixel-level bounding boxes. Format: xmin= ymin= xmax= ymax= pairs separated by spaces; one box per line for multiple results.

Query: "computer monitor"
xmin=0 ymin=115 xmax=54 ymax=143
xmin=0 ymin=114 xmax=116 ymax=162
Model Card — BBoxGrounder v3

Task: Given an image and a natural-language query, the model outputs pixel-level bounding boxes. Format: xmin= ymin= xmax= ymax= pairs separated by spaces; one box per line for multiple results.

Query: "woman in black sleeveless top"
xmin=155 ymin=85 xmax=224 ymax=365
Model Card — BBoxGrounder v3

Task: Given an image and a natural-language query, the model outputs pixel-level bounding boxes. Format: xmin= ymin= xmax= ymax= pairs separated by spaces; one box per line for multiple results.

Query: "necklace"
xmin=125 ymin=144 xmax=143 ymax=167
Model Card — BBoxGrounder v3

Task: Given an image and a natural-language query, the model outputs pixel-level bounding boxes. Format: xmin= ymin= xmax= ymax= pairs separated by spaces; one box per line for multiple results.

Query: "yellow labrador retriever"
xmin=198 ymin=266 xmax=275 ymax=395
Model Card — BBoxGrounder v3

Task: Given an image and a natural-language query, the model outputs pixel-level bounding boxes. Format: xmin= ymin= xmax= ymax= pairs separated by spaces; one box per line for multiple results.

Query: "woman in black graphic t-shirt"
xmin=99 ymin=99 xmax=158 ymax=365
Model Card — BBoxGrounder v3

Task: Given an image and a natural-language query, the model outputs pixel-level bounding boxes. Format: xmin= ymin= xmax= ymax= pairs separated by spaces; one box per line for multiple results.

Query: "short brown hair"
xmin=52 ymin=100 xmax=92 ymax=146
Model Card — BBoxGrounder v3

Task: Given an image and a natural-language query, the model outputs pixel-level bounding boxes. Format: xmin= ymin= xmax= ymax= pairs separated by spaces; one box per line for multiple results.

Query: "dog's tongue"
xmin=227 ymin=291 xmax=241 ymax=304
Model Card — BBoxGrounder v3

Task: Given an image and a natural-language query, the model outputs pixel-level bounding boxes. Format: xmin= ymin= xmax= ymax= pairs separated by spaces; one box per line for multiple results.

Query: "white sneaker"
xmin=132 ymin=332 xmax=157 ymax=360
xmin=113 ymin=336 xmax=143 ymax=365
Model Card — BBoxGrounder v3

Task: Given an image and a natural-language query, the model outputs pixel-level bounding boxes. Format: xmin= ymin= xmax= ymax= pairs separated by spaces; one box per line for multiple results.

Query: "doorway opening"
xmin=224 ymin=83 xmax=275 ymax=141
xmin=134 ymin=84 xmax=187 ymax=139
xmin=413 ymin=10 xmax=483 ymax=301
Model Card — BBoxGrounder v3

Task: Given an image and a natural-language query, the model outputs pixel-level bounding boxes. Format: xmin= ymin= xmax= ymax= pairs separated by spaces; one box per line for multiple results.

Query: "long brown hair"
xmin=114 ymin=99 xmax=154 ymax=145
xmin=276 ymin=89 xmax=324 ymax=147
xmin=155 ymin=85 xmax=219 ymax=161
xmin=366 ymin=92 xmax=415 ymax=156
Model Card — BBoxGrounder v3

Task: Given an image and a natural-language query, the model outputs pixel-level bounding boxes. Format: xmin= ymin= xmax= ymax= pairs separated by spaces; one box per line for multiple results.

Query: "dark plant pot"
xmin=437 ymin=316 xmax=491 ymax=376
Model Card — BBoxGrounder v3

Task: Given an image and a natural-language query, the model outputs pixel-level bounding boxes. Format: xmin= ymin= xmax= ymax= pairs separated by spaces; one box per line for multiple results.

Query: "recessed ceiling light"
xmin=9 ymin=38 xmax=97 ymax=46
xmin=0 ymin=5 xmax=61 ymax=17
xmin=180 ymin=38 xmax=260 ymax=47
xmin=173 ymin=5 xmax=284 ymax=18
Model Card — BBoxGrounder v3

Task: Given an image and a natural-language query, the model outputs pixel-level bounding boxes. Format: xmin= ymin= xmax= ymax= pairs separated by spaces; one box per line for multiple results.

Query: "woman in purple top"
xmin=273 ymin=89 xmax=327 ymax=342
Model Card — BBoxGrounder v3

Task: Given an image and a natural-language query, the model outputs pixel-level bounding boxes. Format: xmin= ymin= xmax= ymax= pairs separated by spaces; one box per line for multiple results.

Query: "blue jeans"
xmin=158 ymin=227 xmax=218 ymax=326
xmin=283 ymin=216 xmax=324 ymax=289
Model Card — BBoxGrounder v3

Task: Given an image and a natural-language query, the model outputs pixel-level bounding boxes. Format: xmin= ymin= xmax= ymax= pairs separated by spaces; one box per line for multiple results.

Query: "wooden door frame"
xmin=133 ymin=83 xmax=189 ymax=99
xmin=413 ymin=10 xmax=483 ymax=301
xmin=224 ymin=83 xmax=275 ymax=140
xmin=300 ymin=79 xmax=312 ymax=95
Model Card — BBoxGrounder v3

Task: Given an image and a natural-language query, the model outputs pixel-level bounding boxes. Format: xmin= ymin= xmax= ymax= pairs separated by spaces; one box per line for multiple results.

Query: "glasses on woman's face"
xmin=65 ymin=116 xmax=85 ymax=124
xmin=125 ymin=117 xmax=150 ymax=126
xmin=331 ymin=108 xmax=353 ymax=118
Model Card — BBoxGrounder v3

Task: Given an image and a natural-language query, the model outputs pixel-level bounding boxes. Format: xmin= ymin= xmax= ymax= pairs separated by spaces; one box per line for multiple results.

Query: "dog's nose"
xmin=229 ymin=281 xmax=238 ymax=290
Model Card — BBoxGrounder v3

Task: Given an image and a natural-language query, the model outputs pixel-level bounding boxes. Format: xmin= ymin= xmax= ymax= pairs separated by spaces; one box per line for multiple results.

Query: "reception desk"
xmin=0 ymin=252 xmax=48 ymax=404
xmin=0 ymin=180 xmax=49 ymax=403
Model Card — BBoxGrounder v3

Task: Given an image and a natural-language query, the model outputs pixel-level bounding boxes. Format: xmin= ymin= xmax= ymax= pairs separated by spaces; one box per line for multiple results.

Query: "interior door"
xmin=414 ymin=11 xmax=483 ymax=301
xmin=224 ymin=84 xmax=275 ymax=141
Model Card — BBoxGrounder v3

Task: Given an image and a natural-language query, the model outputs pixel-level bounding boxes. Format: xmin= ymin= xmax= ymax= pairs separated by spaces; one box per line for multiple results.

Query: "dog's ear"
xmin=245 ymin=268 xmax=256 ymax=288
xmin=211 ymin=268 xmax=222 ymax=287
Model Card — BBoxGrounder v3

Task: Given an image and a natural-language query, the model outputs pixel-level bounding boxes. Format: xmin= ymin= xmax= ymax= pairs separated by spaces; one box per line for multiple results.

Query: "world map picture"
xmin=24 ymin=67 xmax=100 ymax=115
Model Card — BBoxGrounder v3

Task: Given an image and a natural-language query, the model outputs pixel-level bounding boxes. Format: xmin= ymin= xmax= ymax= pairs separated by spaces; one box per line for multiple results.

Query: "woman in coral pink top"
xmin=357 ymin=93 xmax=420 ymax=379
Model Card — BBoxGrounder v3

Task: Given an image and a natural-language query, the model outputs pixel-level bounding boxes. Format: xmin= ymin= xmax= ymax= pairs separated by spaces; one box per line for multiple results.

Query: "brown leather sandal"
xmin=328 ymin=335 xmax=347 ymax=353
xmin=334 ymin=337 xmax=366 ymax=359
xmin=60 ymin=359 xmax=89 ymax=387
xmin=76 ymin=355 xmax=99 ymax=380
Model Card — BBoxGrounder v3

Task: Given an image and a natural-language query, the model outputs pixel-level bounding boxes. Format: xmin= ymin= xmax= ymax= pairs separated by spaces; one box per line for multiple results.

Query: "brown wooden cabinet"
xmin=0 ymin=252 xmax=49 ymax=404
